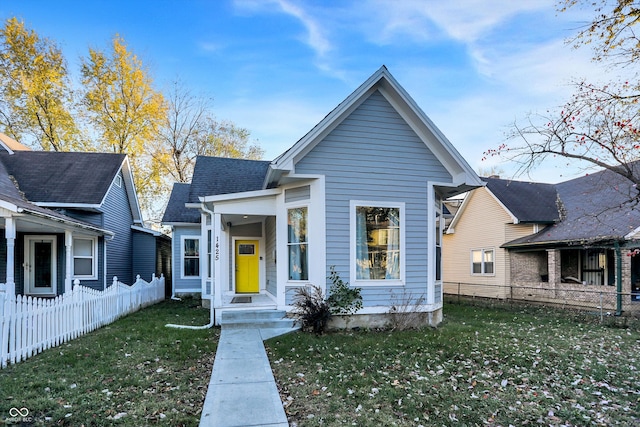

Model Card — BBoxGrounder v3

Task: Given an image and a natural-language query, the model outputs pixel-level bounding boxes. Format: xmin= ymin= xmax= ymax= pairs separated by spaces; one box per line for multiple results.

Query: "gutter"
xmin=166 ymin=203 xmax=215 ymax=330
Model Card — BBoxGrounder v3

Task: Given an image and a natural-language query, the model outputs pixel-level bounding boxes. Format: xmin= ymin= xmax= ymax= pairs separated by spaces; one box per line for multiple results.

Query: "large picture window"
xmin=471 ymin=249 xmax=494 ymax=275
xmin=183 ymin=237 xmax=200 ymax=278
xmin=73 ymin=237 xmax=97 ymax=279
xmin=354 ymin=203 xmax=402 ymax=281
xmin=288 ymin=207 xmax=308 ymax=280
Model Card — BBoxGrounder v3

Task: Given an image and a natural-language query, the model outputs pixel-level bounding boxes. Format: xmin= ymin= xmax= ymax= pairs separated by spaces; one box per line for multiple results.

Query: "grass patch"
xmin=0 ymin=298 xmax=218 ymax=426
xmin=266 ymin=302 xmax=640 ymax=426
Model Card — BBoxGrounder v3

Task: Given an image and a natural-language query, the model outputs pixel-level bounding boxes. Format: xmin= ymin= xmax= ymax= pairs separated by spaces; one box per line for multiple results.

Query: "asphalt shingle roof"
xmin=483 ymin=177 xmax=559 ymax=223
xmin=162 ymin=183 xmax=200 ymax=224
xmin=162 ymin=156 xmax=272 ymax=224
xmin=0 ymin=151 xmax=125 ymax=204
xmin=504 ymin=165 xmax=640 ymax=247
xmin=0 ymin=151 xmax=111 ymax=233
xmin=188 ymin=156 xmax=271 ymax=203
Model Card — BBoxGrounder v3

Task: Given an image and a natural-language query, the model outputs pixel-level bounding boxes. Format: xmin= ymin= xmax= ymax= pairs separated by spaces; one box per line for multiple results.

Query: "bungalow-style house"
xmin=0 ymin=132 xmax=167 ymax=296
xmin=443 ymin=176 xmax=559 ymax=298
xmin=162 ymin=66 xmax=483 ymax=326
xmin=443 ymin=167 xmax=640 ymax=312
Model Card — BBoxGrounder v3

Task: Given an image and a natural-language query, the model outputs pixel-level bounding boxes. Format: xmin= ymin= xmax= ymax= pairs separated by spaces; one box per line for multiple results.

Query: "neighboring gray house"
xmin=163 ymin=66 xmax=482 ymax=325
xmin=0 ymin=133 xmax=167 ymax=296
xmin=445 ymin=165 xmax=640 ymax=312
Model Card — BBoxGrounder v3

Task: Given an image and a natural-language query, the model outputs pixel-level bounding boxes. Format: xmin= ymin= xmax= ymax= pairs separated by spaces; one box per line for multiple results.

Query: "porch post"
xmin=547 ymin=249 xmax=561 ymax=296
xmin=5 ymin=217 xmax=15 ymax=295
xmin=65 ymin=231 xmax=73 ymax=293
xmin=213 ymin=212 xmax=223 ymax=313
xmin=200 ymin=212 xmax=208 ymax=300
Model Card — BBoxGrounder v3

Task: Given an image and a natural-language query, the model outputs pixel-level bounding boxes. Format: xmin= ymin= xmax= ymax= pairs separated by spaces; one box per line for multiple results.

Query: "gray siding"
xmin=285 ymin=185 xmax=311 ymax=203
xmin=172 ymin=226 xmax=201 ymax=293
xmin=294 ymin=90 xmax=452 ymax=307
xmin=102 ymin=172 xmax=135 ymax=284
xmin=265 ymin=216 xmax=277 ymax=296
xmin=133 ymin=231 xmax=156 ymax=281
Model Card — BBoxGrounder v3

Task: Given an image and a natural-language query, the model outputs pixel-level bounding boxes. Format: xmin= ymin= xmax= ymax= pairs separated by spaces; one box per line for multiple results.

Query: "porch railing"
xmin=0 ymin=274 xmax=165 ymax=369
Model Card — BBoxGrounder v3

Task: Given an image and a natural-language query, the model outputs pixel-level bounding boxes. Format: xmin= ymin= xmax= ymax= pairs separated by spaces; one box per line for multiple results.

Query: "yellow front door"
xmin=235 ymin=240 xmax=259 ymax=293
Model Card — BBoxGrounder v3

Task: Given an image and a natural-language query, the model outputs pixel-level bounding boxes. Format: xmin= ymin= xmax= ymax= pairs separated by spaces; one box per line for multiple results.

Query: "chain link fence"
xmin=443 ymin=281 xmax=640 ymax=327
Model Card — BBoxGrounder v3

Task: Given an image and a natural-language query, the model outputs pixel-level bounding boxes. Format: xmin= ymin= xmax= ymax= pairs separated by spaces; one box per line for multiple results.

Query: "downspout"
xmin=166 ymin=203 xmax=215 ymax=330
xmin=615 ymin=241 xmax=622 ymax=316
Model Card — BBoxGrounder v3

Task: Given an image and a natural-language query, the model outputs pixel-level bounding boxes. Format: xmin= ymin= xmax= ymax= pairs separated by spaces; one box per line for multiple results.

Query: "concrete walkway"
xmin=199 ymin=328 xmax=289 ymax=427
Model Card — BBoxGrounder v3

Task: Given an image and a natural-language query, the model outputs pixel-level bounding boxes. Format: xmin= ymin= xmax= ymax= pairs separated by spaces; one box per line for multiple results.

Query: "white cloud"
xmin=233 ymin=0 xmax=346 ymax=78
xmin=360 ymin=0 xmax=553 ymax=45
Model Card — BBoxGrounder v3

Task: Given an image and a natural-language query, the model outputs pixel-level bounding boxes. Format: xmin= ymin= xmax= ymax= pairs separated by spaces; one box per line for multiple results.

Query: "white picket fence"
xmin=0 ymin=274 xmax=165 ymax=368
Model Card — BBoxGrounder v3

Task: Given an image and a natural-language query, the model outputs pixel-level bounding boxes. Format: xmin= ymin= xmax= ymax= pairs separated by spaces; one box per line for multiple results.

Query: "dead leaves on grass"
xmin=268 ymin=312 xmax=640 ymax=426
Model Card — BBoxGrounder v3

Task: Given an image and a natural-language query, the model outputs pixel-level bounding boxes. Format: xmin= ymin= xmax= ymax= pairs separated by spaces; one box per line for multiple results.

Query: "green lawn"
xmin=2 ymin=299 xmax=639 ymax=426
xmin=266 ymin=303 xmax=640 ymax=426
xmin=0 ymin=298 xmax=218 ymax=426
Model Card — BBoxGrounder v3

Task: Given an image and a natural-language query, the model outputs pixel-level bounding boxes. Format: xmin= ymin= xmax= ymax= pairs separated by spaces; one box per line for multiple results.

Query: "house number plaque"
xmin=215 ymin=236 xmax=220 ymax=261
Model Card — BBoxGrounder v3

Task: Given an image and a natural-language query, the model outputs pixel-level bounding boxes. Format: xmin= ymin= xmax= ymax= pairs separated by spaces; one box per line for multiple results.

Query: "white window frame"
xmin=181 ymin=235 xmax=201 ymax=279
xmin=350 ymin=200 xmax=405 ymax=287
xmin=114 ymin=174 xmax=122 ymax=188
xmin=72 ymin=236 xmax=98 ymax=280
xmin=287 ymin=205 xmax=309 ymax=282
xmin=471 ymin=248 xmax=495 ymax=276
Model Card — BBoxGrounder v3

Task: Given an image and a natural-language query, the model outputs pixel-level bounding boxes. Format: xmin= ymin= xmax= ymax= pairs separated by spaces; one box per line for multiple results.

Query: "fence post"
xmin=113 ymin=277 xmax=119 ymax=317
xmin=599 ymin=291 xmax=604 ymax=324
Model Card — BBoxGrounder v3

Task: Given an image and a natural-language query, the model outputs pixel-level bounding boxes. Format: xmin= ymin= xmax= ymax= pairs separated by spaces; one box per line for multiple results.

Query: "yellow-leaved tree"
xmin=81 ymin=35 xmax=167 ymax=215
xmin=0 ymin=17 xmax=83 ymax=151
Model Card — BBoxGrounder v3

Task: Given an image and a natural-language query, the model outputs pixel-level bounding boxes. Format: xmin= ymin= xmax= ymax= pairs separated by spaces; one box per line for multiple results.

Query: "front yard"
xmin=266 ymin=303 xmax=640 ymax=426
xmin=0 ymin=299 xmax=218 ymax=426
xmin=1 ymin=299 xmax=639 ymax=426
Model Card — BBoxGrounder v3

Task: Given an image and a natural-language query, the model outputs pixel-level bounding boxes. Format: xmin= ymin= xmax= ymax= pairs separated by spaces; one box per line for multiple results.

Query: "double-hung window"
xmin=351 ymin=201 xmax=404 ymax=284
xmin=73 ymin=237 xmax=97 ymax=279
xmin=471 ymin=249 xmax=494 ymax=275
xmin=182 ymin=237 xmax=200 ymax=278
xmin=288 ymin=207 xmax=308 ymax=280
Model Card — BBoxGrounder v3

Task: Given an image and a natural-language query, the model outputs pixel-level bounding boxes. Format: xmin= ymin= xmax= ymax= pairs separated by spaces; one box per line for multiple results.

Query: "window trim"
xmin=287 ymin=205 xmax=309 ymax=282
xmin=72 ymin=236 xmax=98 ymax=280
xmin=181 ymin=235 xmax=201 ymax=279
xmin=470 ymin=248 xmax=495 ymax=276
xmin=350 ymin=200 xmax=405 ymax=287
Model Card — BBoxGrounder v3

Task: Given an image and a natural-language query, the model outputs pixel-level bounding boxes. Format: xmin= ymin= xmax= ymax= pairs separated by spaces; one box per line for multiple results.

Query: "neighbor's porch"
xmin=0 ymin=211 xmax=108 ymax=297
xmin=509 ymin=246 xmax=638 ymax=312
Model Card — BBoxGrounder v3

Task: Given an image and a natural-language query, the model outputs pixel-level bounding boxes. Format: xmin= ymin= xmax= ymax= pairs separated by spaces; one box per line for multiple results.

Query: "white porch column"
xmin=200 ymin=212 xmax=208 ymax=299
xmin=65 ymin=231 xmax=73 ymax=293
xmin=5 ymin=217 xmax=15 ymax=295
xmin=213 ymin=212 xmax=223 ymax=311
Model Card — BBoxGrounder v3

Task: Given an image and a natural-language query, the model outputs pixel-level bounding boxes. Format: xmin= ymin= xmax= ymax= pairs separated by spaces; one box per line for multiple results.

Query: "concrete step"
xmin=220 ymin=309 xmax=299 ymax=335
xmin=221 ymin=309 xmax=288 ymax=322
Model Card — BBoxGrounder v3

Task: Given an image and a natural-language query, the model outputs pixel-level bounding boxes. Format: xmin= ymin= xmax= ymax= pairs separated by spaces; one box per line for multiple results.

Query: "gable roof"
xmin=0 ymin=155 xmax=110 ymax=234
xmin=0 ymin=151 xmax=126 ymax=205
xmin=269 ymin=66 xmax=483 ymax=196
xmin=162 ymin=182 xmax=200 ymax=224
xmin=0 ymin=132 xmax=31 ymax=153
xmin=504 ymin=165 xmax=640 ymax=248
xmin=447 ymin=177 xmax=559 ymax=233
xmin=188 ymin=156 xmax=271 ymax=203
xmin=162 ymin=156 xmax=271 ymax=224
xmin=482 ymin=177 xmax=559 ymax=223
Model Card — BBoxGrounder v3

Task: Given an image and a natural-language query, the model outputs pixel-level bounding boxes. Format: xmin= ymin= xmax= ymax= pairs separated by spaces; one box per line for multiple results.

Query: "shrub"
xmin=388 ymin=291 xmax=427 ymax=330
xmin=290 ymin=285 xmax=331 ymax=334
xmin=326 ymin=266 xmax=363 ymax=315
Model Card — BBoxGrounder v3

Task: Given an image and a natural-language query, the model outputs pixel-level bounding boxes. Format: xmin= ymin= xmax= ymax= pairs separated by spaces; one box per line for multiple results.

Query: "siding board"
xmin=294 ymin=90 xmax=451 ymax=307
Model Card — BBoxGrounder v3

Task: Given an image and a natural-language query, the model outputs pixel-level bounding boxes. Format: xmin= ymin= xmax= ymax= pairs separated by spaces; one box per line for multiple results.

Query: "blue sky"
xmin=1 ymin=0 xmax=606 ymax=182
